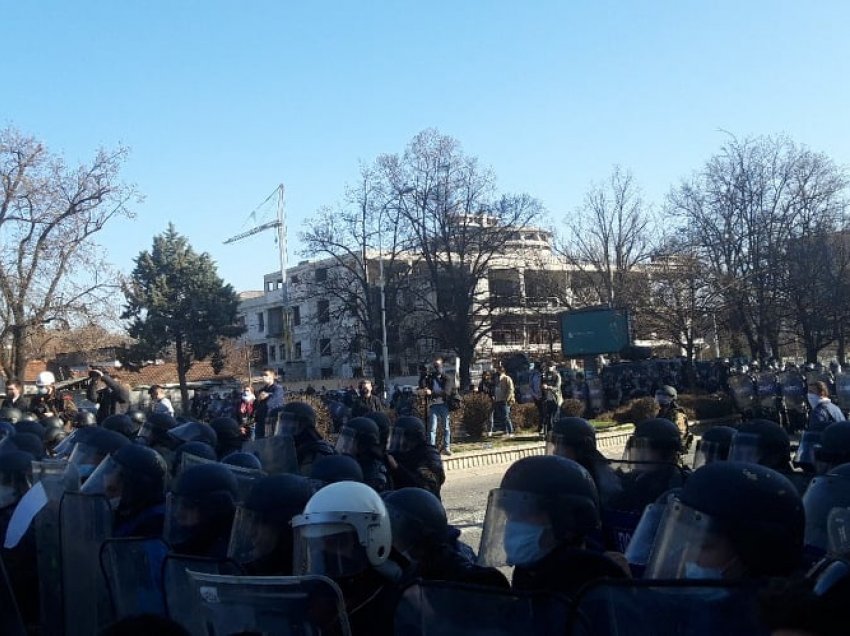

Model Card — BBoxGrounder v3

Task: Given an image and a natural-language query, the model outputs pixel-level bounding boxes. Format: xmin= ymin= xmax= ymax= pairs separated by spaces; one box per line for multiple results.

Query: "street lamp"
xmin=377 ymin=186 xmax=414 ymax=399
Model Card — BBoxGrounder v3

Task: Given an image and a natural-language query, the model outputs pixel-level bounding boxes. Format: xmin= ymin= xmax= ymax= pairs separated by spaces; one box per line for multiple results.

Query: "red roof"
xmin=110 ymin=359 xmax=241 ymax=388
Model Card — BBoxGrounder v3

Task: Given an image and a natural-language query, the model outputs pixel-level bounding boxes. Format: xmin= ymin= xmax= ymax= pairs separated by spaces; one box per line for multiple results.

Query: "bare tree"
xmin=381 ymin=129 xmax=545 ymax=389
xmin=560 ymin=166 xmax=657 ymax=314
xmin=670 ymin=134 xmax=848 ymax=361
xmin=0 ymin=127 xmax=137 ymax=380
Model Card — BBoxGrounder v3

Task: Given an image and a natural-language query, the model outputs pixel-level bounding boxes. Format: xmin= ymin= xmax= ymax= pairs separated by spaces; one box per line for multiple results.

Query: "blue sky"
xmin=3 ymin=1 xmax=849 ymax=292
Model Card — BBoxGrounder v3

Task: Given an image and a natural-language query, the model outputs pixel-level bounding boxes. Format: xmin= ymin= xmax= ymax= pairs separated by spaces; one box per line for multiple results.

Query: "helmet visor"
xmin=804 ymin=477 xmax=850 ymax=555
xmin=53 ymin=429 xmax=80 ymax=459
xmin=68 ymin=441 xmax=107 ymax=479
xmin=274 ymin=412 xmax=302 ymax=437
xmin=168 ymin=423 xmax=204 ymax=444
xmin=477 ymin=488 xmax=557 ymax=569
xmin=645 ymin=500 xmax=736 ymax=580
xmin=227 ymin=506 xmax=282 ymax=565
xmin=793 ymin=431 xmax=822 ymax=469
xmin=291 ymin=522 xmax=369 ymax=578
xmin=622 ymin=437 xmax=670 ymax=467
xmin=79 ymin=455 xmax=124 ymax=507
xmin=163 ymin=492 xmax=203 ymax=549
xmin=387 ymin=428 xmax=415 ymax=454
xmin=623 ymin=502 xmax=667 ymax=568
xmin=692 ymin=439 xmax=728 ymax=470
xmin=727 ymin=433 xmax=763 ymax=465
xmin=546 ymin=434 xmax=578 ymax=460
xmin=334 ymin=429 xmax=358 ymax=456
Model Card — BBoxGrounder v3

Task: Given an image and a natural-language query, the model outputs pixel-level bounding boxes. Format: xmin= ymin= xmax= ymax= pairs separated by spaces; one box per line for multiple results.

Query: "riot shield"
xmin=568 ymin=579 xmax=769 ymax=636
xmin=99 ymin=537 xmax=169 ymax=620
xmin=223 ymin=464 xmax=264 ymax=503
xmin=162 ymin=554 xmax=243 ymax=635
xmin=0 ymin=557 xmax=25 ymax=636
xmin=177 ymin=449 xmax=216 ymax=476
xmin=187 ymin=571 xmax=351 ymax=636
xmin=59 ymin=491 xmax=114 ymax=636
xmin=728 ymin=375 xmax=755 ymax=414
xmin=587 ymin=378 xmax=605 ymax=414
xmin=835 ymin=373 xmax=850 ymax=411
xmin=779 ymin=371 xmax=807 ymax=413
xmin=242 ymin=434 xmax=298 ymax=475
xmin=393 ymin=580 xmax=570 ymax=636
xmin=33 ymin=459 xmax=79 ymax=636
xmin=754 ymin=371 xmax=778 ymax=412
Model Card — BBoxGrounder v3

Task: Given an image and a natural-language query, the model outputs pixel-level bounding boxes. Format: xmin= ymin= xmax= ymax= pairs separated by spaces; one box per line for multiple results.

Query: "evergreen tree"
xmin=122 ymin=224 xmax=245 ymax=413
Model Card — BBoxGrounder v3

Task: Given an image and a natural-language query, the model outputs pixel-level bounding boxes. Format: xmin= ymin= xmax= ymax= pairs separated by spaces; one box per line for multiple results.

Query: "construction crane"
xmin=224 ymin=184 xmax=291 ymax=360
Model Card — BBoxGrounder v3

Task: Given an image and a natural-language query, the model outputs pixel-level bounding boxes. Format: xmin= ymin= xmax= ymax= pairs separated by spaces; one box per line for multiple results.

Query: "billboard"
xmin=560 ymin=308 xmax=631 ymax=357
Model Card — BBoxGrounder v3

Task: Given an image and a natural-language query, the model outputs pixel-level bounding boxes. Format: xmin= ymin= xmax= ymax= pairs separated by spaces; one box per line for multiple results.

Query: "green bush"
xmin=460 ymin=393 xmax=492 ymax=440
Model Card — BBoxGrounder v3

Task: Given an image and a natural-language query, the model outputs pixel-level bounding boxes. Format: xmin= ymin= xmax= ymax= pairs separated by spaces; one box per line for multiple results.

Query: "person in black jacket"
xmin=1 ymin=380 xmax=29 ymax=412
xmin=335 ymin=417 xmax=390 ymax=492
xmin=86 ymin=367 xmax=130 ymax=423
xmin=386 ymin=416 xmax=445 ymax=498
xmin=350 ymin=379 xmax=384 ymax=418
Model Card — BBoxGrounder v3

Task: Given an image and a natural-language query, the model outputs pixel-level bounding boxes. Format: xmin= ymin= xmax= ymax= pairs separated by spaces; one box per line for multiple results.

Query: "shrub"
xmin=613 ymin=397 xmax=659 ymax=425
xmin=511 ymin=402 xmax=540 ymax=432
xmin=560 ymin=399 xmax=586 ymax=418
xmin=459 ymin=393 xmax=492 ymax=440
xmin=286 ymin=394 xmax=334 ymax=442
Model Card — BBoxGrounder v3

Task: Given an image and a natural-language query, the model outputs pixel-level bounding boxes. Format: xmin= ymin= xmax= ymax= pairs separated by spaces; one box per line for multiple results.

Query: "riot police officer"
xmin=309 ymin=454 xmax=364 ymax=490
xmin=655 ymin=385 xmax=691 ymax=449
xmin=101 ymin=413 xmax=140 ymax=440
xmin=168 ymin=420 xmax=218 ymax=448
xmin=692 ymin=425 xmax=736 ymax=469
xmin=478 ymin=455 xmax=627 ymax=596
xmin=276 ymin=402 xmax=335 ymax=476
xmin=227 ymin=473 xmax=314 ymax=575
xmin=546 ymin=416 xmax=621 ymax=503
xmin=386 ymin=416 xmax=445 ymax=497
xmin=164 ymin=463 xmax=238 ymax=558
xmin=335 ymin=417 xmax=390 ymax=492
xmin=208 ymin=417 xmax=243 ymax=459
xmin=68 ymin=426 xmax=129 ymax=480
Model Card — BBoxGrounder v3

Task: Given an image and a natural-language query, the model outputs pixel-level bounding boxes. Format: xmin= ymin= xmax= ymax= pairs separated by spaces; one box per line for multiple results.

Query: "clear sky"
xmin=3 ymin=1 xmax=849 ymax=293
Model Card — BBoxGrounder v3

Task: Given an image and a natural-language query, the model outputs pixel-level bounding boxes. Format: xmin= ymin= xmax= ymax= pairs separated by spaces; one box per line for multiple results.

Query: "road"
xmin=442 ymin=443 xmax=630 ymax=552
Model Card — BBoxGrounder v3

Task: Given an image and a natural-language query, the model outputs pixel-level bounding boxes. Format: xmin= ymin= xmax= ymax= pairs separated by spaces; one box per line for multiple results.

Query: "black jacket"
xmin=350 ymin=394 xmax=384 ymax=418
xmin=389 ymin=444 xmax=445 ymax=497
xmin=87 ymin=374 xmax=130 ymax=423
xmin=512 ymin=544 xmax=628 ymax=598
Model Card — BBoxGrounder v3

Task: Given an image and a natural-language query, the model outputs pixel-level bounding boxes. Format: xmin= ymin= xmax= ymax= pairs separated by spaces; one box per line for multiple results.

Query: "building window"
xmin=319 ymin=338 xmax=332 ymax=356
xmin=294 ymin=341 xmax=302 ymax=360
xmin=317 ymin=300 xmax=330 ymax=324
xmin=257 ymin=312 xmax=265 ymax=332
xmin=315 ymin=268 xmax=328 ymax=283
xmin=292 ymin=306 xmax=301 ymax=326
xmin=268 ymin=345 xmax=276 ymax=361
xmin=321 ymin=367 xmax=333 ymax=379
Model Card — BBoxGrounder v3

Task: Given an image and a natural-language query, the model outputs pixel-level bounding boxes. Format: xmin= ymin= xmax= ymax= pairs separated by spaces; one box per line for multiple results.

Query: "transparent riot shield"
xmin=187 ymin=571 xmax=351 ymax=636
xmin=754 ymin=371 xmax=778 ymax=413
xmin=99 ymin=537 xmax=169 ymax=620
xmin=242 ymin=434 xmax=298 ymax=475
xmin=162 ymin=554 xmax=243 ymax=635
xmin=728 ymin=375 xmax=755 ymax=414
xmin=393 ymin=580 xmax=570 ymax=636
xmin=587 ymin=378 xmax=605 ymax=414
xmin=568 ymin=579 xmax=768 ymax=636
xmin=32 ymin=459 xmax=79 ymax=636
xmin=779 ymin=371 xmax=806 ymax=413
xmin=0 ymin=557 xmax=25 ymax=636
xmin=223 ymin=464 xmax=264 ymax=503
xmin=835 ymin=373 xmax=850 ymax=411
xmin=177 ymin=450 xmax=216 ymax=476
xmin=59 ymin=491 xmax=114 ymax=636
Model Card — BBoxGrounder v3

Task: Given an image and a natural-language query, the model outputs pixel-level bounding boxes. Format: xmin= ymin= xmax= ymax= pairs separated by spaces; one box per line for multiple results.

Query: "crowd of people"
xmin=2 ymin=362 xmax=850 ymax=634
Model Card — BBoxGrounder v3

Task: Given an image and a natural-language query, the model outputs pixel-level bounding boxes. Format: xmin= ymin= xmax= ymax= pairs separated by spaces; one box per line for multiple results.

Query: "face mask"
xmin=0 ymin=485 xmax=18 ymax=508
xmin=808 ymin=393 xmax=822 ymax=409
xmin=36 ymin=387 xmax=48 ymax=395
xmin=242 ymin=392 xmax=254 ymax=402
xmin=503 ymin=520 xmax=547 ymax=566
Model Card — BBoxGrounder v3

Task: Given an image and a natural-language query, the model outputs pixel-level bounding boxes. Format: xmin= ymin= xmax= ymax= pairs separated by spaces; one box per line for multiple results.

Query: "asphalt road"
xmin=442 ymin=443 xmax=630 ymax=553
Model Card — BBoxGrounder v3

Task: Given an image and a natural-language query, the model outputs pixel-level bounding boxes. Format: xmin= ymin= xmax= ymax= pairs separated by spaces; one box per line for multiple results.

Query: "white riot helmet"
xmin=35 ymin=371 xmax=56 ymax=394
xmin=291 ymin=481 xmax=391 ymax=578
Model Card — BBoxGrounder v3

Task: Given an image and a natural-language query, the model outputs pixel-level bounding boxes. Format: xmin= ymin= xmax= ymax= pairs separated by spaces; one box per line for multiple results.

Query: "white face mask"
xmin=242 ymin=392 xmax=255 ymax=403
xmin=808 ymin=393 xmax=822 ymax=409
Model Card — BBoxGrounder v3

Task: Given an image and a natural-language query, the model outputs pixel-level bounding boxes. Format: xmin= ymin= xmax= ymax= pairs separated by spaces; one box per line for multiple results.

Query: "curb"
xmin=444 ymin=424 xmax=635 ymax=472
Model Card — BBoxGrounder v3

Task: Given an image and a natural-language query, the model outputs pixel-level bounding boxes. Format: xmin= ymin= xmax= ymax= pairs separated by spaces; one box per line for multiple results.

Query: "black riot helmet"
xmin=164 ymin=463 xmax=239 ymax=554
xmin=7 ymin=432 xmax=45 ymax=460
xmin=137 ymin=412 xmax=177 ymax=448
xmin=729 ymin=419 xmax=792 ymax=471
xmin=228 ymin=473 xmax=314 ymax=574
xmin=222 ymin=451 xmax=263 ymax=471
xmin=74 ymin=411 xmax=97 ymax=428
xmin=0 ymin=450 xmax=34 ymax=509
xmin=168 ymin=421 xmax=218 ymax=448
xmin=0 ymin=407 xmax=22 ymax=424
xmin=647 ymin=462 xmax=804 ymax=579
xmin=126 ymin=409 xmax=147 ymax=430
xmin=815 ymin=424 xmax=850 ymax=474
xmin=802 ymin=464 xmax=850 ymax=559
xmin=388 ymin=416 xmax=427 ymax=454
xmin=335 ymin=417 xmax=381 ymax=457
xmin=275 ymin=402 xmax=317 ymax=437
xmin=384 ymin=487 xmax=450 ymax=558
xmin=40 ymin=415 xmax=64 ymax=432
xmin=16 ymin=419 xmax=45 ymax=439
xmin=68 ymin=427 xmax=129 ymax=477
xmin=173 ymin=441 xmax=218 ymax=477
xmin=623 ymin=418 xmax=683 ymax=464
xmin=102 ymin=414 xmax=138 ymax=439
xmin=19 ymin=412 xmax=38 ymax=423
xmin=209 ymin=417 xmax=243 ymax=458
xmin=546 ymin=416 xmax=597 ymax=460
xmin=309 ymin=454 xmax=364 ymax=490
xmin=81 ymin=444 xmax=167 ymax=514
xmin=692 ymin=425 xmax=736 ymax=469
xmin=478 ymin=455 xmax=600 ymax=568
xmin=364 ymin=411 xmax=391 ymax=449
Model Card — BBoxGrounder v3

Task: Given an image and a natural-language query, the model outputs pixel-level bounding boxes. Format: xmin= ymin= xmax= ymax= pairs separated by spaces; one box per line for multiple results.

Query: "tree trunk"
xmin=838 ymin=333 xmax=847 ymax=368
xmin=12 ymin=325 xmax=27 ymax=381
xmin=457 ymin=343 xmax=475 ymax=393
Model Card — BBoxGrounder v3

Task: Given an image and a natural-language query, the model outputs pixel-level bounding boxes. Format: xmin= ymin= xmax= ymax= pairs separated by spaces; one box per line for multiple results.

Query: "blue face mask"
xmin=683 ymin=561 xmax=724 ymax=580
xmin=504 ymin=520 xmax=547 ymax=566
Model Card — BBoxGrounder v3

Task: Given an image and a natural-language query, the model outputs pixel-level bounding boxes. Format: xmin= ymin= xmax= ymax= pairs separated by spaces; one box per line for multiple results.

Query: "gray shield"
xmin=242 ymin=435 xmax=298 ymax=475
xmin=163 ymin=554 xmax=243 ymax=635
xmin=59 ymin=492 xmax=113 ymax=636
xmin=835 ymin=373 xmax=850 ymax=411
xmin=778 ymin=371 xmax=807 ymax=413
xmin=99 ymin=537 xmax=169 ymax=620
xmin=187 ymin=571 xmax=350 ymax=636
xmin=394 ymin=580 xmax=569 ymax=636
xmin=33 ymin=459 xmax=79 ymax=636
xmin=754 ymin=371 xmax=778 ymax=411
xmin=568 ymin=579 xmax=765 ymax=635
